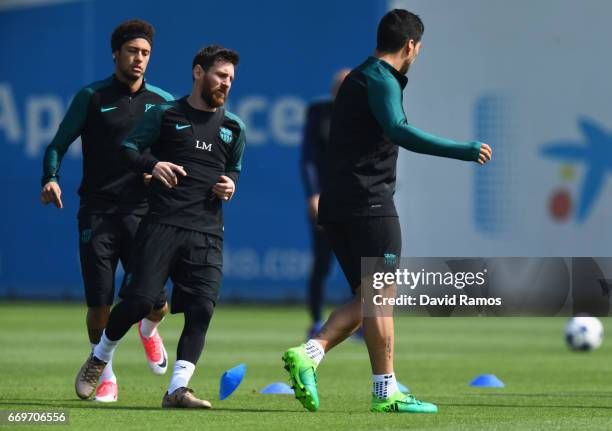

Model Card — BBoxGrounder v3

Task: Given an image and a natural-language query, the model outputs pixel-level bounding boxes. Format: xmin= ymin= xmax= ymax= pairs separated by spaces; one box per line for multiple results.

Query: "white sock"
xmin=140 ymin=317 xmax=163 ymax=339
xmin=93 ymin=331 xmax=119 ymax=363
xmin=91 ymin=343 xmax=117 ymax=383
xmin=100 ymin=359 xmax=117 ymax=383
xmin=304 ymin=339 xmax=325 ymax=367
xmin=167 ymin=360 xmax=195 ymax=395
xmin=372 ymin=373 xmax=398 ymax=400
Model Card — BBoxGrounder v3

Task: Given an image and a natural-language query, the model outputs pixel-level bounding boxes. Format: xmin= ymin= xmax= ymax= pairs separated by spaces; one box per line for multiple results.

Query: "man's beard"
xmin=201 ymin=86 xmax=226 ymax=108
xmin=399 ymin=59 xmax=411 ymax=75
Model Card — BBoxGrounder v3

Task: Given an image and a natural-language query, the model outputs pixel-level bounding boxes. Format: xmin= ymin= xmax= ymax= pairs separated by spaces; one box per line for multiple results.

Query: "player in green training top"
xmin=40 ymin=19 xmax=173 ymax=403
xmin=282 ymin=9 xmax=492 ymax=413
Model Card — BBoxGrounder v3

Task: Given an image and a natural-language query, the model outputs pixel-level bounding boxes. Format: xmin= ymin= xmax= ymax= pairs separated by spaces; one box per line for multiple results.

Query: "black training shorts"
xmin=322 ymin=216 xmax=401 ymax=293
xmin=78 ymin=213 xmax=145 ymax=307
xmin=119 ymin=222 xmax=223 ymax=313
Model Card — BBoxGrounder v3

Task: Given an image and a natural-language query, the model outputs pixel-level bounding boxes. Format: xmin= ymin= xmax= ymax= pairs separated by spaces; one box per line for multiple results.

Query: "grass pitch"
xmin=0 ymin=303 xmax=611 ymax=430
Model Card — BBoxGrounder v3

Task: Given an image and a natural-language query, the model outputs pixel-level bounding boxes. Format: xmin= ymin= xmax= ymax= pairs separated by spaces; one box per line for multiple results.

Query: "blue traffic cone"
xmin=260 ymin=382 xmax=294 ymax=394
xmin=219 ymin=363 xmax=247 ymax=400
xmin=469 ymin=374 xmax=505 ymax=388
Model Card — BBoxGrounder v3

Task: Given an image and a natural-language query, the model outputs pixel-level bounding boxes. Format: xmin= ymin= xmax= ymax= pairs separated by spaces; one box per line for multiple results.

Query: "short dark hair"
xmin=111 ymin=19 xmax=155 ymax=53
xmin=376 ymin=9 xmax=424 ymax=53
xmin=192 ymin=45 xmax=240 ymax=71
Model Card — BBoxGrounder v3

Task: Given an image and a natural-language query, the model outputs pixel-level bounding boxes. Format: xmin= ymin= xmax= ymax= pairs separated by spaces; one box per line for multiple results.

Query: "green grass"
xmin=0 ymin=303 xmax=611 ymax=430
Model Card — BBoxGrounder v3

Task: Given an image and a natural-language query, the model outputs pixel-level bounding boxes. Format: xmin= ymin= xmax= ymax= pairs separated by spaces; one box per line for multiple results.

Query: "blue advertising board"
xmin=0 ymin=0 xmax=385 ymax=301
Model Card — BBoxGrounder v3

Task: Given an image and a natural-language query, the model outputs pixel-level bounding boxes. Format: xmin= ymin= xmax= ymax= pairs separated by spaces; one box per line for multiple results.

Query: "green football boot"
xmin=371 ymin=391 xmax=438 ymax=413
xmin=282 ymin=345 xmax=319 ymax=412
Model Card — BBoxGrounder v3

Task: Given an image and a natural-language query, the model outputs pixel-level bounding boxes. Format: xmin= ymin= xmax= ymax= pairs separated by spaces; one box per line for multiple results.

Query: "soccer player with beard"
xmin=75 ymin=45 xmax=246 ymax=409
xmin=282 ymin=10 xmax=492 ymax=413
xmin=41 ymin=19 xmax=172 ymax=403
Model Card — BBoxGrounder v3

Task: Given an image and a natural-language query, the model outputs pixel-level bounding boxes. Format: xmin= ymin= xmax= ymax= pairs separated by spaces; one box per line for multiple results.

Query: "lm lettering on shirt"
xmin=195 ymin=140 xmax=212 ymax=152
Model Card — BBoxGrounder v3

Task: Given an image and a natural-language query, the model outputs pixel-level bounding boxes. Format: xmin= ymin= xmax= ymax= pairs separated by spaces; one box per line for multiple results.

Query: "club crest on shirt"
xmin=80 ymin=229 xmax=92 ymax=244
xmin=219 ymin=127 xmax=233 ymax=144
xmin=383 ymin=253 xmax=397 ymax=266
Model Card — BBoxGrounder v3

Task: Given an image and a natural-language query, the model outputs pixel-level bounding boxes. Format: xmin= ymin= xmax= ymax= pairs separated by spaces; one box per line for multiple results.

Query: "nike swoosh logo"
xmin=100 ymin=106 xmax=118 ymax=113
xmin=158 ymin=351 xmax=167 ymax=369
xmin=175 ymin=124 xmax=191 ymax=130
